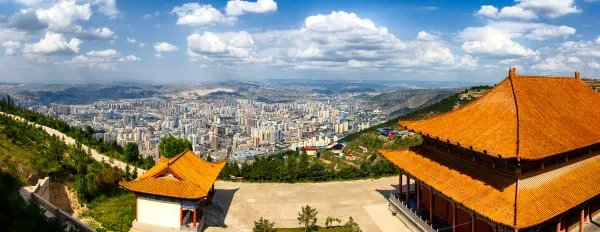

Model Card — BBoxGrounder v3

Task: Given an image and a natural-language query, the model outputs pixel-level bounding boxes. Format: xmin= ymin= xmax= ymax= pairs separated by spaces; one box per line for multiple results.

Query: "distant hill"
xmin=19 ymin=86 xmax=159 ymax=105
xmin=340 ymin=85 xmax=493 ymax=142
xmin=366 ymin=88 xmax=459 ymax=116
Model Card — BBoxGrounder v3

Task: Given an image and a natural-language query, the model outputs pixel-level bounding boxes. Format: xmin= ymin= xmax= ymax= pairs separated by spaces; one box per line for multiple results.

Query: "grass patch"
xmin=81 ymin=191 xmax=136 ymax=232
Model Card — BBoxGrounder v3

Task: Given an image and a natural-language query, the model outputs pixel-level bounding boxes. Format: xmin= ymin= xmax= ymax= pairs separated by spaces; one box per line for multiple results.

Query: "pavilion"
xmin=380 ymin=68 xmax=600 ymax=232
xmin=120 ymin=149 xmax=226 ymax=231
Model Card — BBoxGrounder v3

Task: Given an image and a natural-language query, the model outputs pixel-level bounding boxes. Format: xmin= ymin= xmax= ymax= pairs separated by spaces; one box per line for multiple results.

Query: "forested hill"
xmin=340 ymin=85 xmax=493 ymax=143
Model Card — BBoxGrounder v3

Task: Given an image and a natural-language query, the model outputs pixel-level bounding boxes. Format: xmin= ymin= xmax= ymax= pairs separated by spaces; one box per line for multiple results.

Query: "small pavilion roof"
xmin=380 ymin=146 xmax=600 ymax=228
xmin=399 ymin=69 xmax=600 ymax=160
xmin=120 ymin=150 xmax=226 ymax=199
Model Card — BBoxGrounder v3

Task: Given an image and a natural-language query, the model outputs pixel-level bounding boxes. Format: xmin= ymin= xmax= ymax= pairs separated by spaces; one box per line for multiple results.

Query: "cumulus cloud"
xmin=138 ymin=43 xmax=146 ymax=48
xmin=3 ymin=41 xmax=20 ymax=55
xmin=457 ymin=21 xmax=574 ymax=58
xmin=531 ymin=54 xmax=576 ymax=71
xmin=589 ymin=61 xmax=600 ymax=69
xmin=77 ymin=27 xmax=115 ymax=40
xmin=154 ymin=42 xmax=178 ymax=52
xmin=86 ymin=49 xmax=117 ymax=57
xmin=64 ymin=54 xmax=112 ymax=69
xmin=0 ymin=27 xmax=29 ymax=42
xmin=596 ymin=36 xmax=600 ymax=45
xmin=225 ymin=0 xmax=277 ymax=16
xmin=560 ymin=40 xmax=600 ymax=57
xmin=143 ymin=11 xmax=160 ymax=19
xmin=9 ymin=10 xmax=48 ymax=32
xmin=23 ymin=32 xmax=82 ymax=54
xmin=35 ymin=0 xmax=92 ymax=31
xmin=416 ymin=31 xmax=438 ymax=41
xmin=476 ymin=0 xmax=580 ymax=20
xmin=127 ymin=38 xmax=136 ymax=43
xmin=187 ymin=31 xmax=254 ymax=61
xmin=118 ymin=55 xmax=141 ymax=62
xmin=172 ymin=3 xmax=236 ymax=26
xmin=91 ymin=0 xmax=119 ymax=19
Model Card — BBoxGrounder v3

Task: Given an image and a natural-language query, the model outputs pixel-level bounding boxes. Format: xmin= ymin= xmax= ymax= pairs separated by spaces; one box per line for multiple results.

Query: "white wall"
xmin=138 ymin=197 xmax=181 ymax=229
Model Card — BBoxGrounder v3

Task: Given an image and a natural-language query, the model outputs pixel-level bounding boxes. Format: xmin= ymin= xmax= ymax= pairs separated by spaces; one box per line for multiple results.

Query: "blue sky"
xmin=0 ymin=0 xmax=599 ymax=84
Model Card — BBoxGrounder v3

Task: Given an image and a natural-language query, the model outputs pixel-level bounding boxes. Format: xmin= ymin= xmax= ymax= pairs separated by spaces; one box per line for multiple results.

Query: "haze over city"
xmin=0 ymin=0 xmax=599 ymax=84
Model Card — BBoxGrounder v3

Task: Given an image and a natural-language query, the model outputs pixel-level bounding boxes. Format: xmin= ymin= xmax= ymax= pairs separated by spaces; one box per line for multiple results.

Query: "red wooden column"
xmin=416 ymin=181 xmax=421 ymax=213
xmin=193 ymin=208 xmax=197 ymax=227
xmin=430 ymin=191 xmax=435 ymax=224
xmin=556 ymin=217 xmax=561 ymax=232
xmin=580 ymin=207 xmax=585 ymax=232
xmin=586 ymin=204 xmax=591 ymax=222
xmin=406 ymin=175 xmax=410 ymax=204
xmin=452 ymin=204 xmax=457 ymax=232
xmin=180 ymin=207 xmax=183 ymax=225
xmin=471 ymin=214 xmax=476 ymax=232
xmin=135 ymin=196 xmax=138 ymax=222
xmin=399 ymin=173 xmax=403 ymax=197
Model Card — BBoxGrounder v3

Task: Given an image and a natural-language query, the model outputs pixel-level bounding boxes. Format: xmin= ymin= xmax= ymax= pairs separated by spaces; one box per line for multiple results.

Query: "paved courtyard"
xmin=206 ymin=177 xmax=412 ymax=232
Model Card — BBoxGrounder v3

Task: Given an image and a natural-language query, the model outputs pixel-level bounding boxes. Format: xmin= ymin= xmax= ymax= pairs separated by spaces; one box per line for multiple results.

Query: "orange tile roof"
xmin=120 ymin=150 xmax=226 ymax=199
xmin=380 ymin=146 xmax=600 ymax=228
xmin=399 ymin=69 xmax=600 ymax=160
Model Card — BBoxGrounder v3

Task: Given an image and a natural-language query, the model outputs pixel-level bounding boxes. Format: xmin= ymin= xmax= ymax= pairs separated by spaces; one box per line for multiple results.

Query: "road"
xmin=207 ymin=177 xmax=412 ymax=232
xmin=0 ymin=112 xmax=147 ymax=176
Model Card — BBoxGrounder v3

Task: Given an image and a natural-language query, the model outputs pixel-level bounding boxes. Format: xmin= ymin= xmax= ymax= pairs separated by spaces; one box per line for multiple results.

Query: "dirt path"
xmin=0 ymin=112 xmax=147 ymax=176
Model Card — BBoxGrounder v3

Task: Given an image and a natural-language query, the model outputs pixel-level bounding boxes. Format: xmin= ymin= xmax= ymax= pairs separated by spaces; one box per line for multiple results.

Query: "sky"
xmin=0 ymin=0 xmax=599 ymax=84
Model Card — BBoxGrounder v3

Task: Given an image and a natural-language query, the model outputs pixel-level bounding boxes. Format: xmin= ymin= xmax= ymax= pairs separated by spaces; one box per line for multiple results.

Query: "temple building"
xmin=120 ymin=150 xmax=226 ymax=231
xmin=380 ymin=68 xmax=600 ymax=232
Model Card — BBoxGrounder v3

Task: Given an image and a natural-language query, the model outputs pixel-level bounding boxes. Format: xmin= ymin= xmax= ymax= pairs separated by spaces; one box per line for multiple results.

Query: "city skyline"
xmin=0 ymin=0 xmax=599 ymax=84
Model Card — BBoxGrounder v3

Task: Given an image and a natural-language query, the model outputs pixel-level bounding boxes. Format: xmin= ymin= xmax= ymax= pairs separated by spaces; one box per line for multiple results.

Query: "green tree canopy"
xmin=158 ymin=135 xmax=192 ymax=158
xmin=123 ymin=142 xmax=140 ymax=163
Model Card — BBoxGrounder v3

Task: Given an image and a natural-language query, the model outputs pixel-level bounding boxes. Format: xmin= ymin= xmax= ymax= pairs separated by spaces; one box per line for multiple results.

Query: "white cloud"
xmin=172 ymin=3 xmax=237 ymax=26
xmin=476 ymin=0 xmax=580 ymax=20
xmin=154 ymin=53 xmax=162 ymax=58
xmin=225 ymin=0 xmax=277 ymax=16
xmin=3 ymin=41 xmax=20 ymax=55
xmin=475 ymin=5 xmax=499 ymax=18
xmin=417 ymin=6 xmax=439 ymax=11
xmin=531 ymin=54 xmax=575 ymax=71
xmin=516 ymin=0 xmax=580 ymax=18
xmin=35 ymin=0 xmax=92 ymax=31
xmin=126 ymin=38 xmax=136 ymax=43
xmin=92 ymin=0 xmax=119 ymax=19
xmin=567 ymin=56 xmax=580 ymax=64
xmin=560 ymin=40 xmax=600 ymax=57
xmin=154 ymin=42 xmax=178 ymax=52
xmin=138 ymin=43 xmax=145 ymax=48
xmin=23 ymin=32 xmax=82 ymax=54
xmin=596 ymin=36 xmax=600 ymax=45
xmin=64 ymin=54 xmax=112 ymax=69
xmin=589 ymin=61 xmax=600 ymax=69
xmin=143 ymin=11 xmax=160 ymax=19
xmin=78 ymin=27 xmax=115 ymax=40
xmin=0 ymin=27 xmax=29 ymax=42
xmin=118 ymin=55 xmax=140 ymax=62
xmin=86 ymin=49 xmax=117 ymax=57
xmin=187 ymin=31 xmax=254 ymax=61
xmin=416 ymin=31 xmax=438 ymax=41
xmin=499 ymin=59 xmax=520 ymax=64
xmin=498 ymin=6 xmax=537 ymax=20
xmin=457 ymin=21 xmax=574 ymax=58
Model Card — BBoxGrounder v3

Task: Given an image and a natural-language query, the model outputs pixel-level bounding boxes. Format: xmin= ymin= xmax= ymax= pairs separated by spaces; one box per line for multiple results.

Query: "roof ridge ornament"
xmin=575 ymin=71 xmax=580 ymax=79
xmin=509 ymin=67 xmax=517 ymax=78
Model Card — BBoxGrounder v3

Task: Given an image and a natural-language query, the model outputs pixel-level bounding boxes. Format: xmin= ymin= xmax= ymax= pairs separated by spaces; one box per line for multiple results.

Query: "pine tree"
xmin=253 ymin=217 xmax=276 ymax=232
xmin=124 ymin=165 xmax=131 ymax=181
xmin=297 ymin=205 xmax=318 ymax=231
xmin=132 ymin=167 xmax=138 ymax=180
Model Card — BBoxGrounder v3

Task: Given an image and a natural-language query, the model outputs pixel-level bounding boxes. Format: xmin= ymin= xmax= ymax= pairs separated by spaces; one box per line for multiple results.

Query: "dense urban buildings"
xmin=25 ymin=91 xmax=385 ymax=162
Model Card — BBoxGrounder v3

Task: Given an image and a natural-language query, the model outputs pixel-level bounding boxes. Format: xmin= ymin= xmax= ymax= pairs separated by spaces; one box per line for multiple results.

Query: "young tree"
xmin=253 ymin=217 xmax=276 ymax=232
xmin=124 ymin=165 xmax=131 ymax=181
xmin=344 ymin=217 xmax=361 ymax=232
xmin=158 ymin=135 xmax=192 ymax=158
xmin=297 ymin=205 xmax=318 ymax=231
xmin=124 ymin=142 xmax=140 ymax=163
xmin=131 ymin=167 xmax=138 ymax=180
xmin=206 ymin=154 xmax=213 ymax=162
